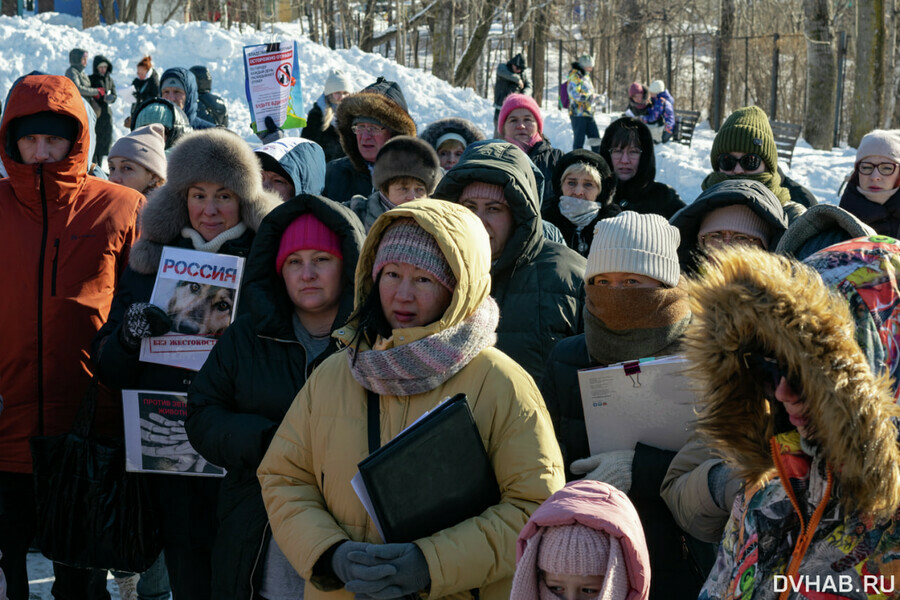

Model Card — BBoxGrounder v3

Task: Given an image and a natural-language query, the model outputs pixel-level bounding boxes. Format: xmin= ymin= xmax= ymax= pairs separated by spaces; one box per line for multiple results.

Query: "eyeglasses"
xmin=351 ymin=123 xmax=386 ymax=135
xmin=858 ymin=161 xmax=899 ymax=176
xmin=699 ymin=231 xmax=762 ymax=246
xmin=717 ymin=153 xmax=762 ymax=172
xmin=610 ymin=148 xmax=642 ymax=160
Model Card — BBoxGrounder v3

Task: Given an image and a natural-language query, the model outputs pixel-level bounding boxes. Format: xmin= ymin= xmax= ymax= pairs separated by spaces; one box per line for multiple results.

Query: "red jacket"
xmin=0 ymin=74 xmax=143 ymax=473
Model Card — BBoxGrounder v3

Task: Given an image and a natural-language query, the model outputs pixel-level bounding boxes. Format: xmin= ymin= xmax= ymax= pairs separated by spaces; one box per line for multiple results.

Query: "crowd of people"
xmin=0 ymin=45 xmax=900 ymax=600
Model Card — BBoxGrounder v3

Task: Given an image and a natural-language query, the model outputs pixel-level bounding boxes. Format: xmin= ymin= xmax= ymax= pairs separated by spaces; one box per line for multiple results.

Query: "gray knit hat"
xmin=586 ymin=211 xmax=681 ymax=287
xmin=373 ymin=218 xmax=457 ymax=291
xmin=856 ymin=130 xmax=900 ymax=164
xmin=109 ymin=124 xmax=167 ymax=179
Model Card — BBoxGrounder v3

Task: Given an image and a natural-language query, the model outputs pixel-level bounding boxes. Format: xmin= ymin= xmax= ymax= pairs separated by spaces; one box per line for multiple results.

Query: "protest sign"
xmin=139 ymin=246 xmax=244 ymax=371
xmin=577 ymin=355 xmax=698 ymax=454
xmin=122 ymin=389 xmax=224 ymax=477
xmin=243 ymin=40 xmax=305 ymax=134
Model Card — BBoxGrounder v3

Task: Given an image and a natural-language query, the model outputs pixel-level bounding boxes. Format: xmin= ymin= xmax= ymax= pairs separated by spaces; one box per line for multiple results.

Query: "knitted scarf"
xmin=584 ymin=283 xmax=691 ymax=365
xmin=347 ymin=296 xmax=499 ymax=395
xmin=181 ymin=223 xmax=248 ymax=253
xmin=701 ymin=170 xmax=792 ymax=206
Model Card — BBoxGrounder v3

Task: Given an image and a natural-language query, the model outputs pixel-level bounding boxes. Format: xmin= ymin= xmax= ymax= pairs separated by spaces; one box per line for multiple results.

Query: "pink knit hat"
xmin=459 ymin=182 xmax=505 ymax=204
xmin=275 ymin=213 xmax=343 ymax=274
xmin=629 ymin=82 xmax=644 ymax=97
xmin=498 ymin=93 xmax=543 ymax=134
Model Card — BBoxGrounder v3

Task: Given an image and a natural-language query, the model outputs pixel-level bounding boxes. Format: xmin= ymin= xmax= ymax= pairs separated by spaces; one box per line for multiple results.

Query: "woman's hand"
xmin=344 ymin=543 xmax=430 ymax=600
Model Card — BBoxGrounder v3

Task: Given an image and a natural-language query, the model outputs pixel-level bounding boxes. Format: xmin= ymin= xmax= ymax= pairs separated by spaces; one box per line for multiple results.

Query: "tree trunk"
xmin=2 ymin=0 xmax=16 ymax=16
xmin=801 ymin=0 xmax=836 ymax=149
xmin=613 ymin=0 xmax=646 ymax=108
xmin=531 ymin=1 xmax=550 ymax=105
xmin=82 ymin=0 xmax=100 ymax=26
xmin=452 ymin=0 xmax=498 ymax=87
xmin=709 ymin=0 xmax=734 ymax=130
xmin=359 ymin=0 xmax=378 ymax=52
xmin=99 ymin=0 xmax=116 ymax=23
xmin=849 ymin=0 xmax=887 ymax=147
xmin=431 ymin=0 xmax=454 ymax=81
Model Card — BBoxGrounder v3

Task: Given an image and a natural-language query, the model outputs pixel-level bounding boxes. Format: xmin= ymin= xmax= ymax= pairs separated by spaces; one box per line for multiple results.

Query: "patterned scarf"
xmin=347 ymin=296 xmax=499 ymax=395
xmin=701 ymin=170 xmax=792 ymax=205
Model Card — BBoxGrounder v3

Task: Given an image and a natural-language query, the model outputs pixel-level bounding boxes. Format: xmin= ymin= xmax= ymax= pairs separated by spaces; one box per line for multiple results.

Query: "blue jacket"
xmin=642 ymin=95 xmax=675 ymax=133
xmin=255 ymin=138 xmax=326 ymax=196
xmin=160 ymin=67 xmax=216 ymax=130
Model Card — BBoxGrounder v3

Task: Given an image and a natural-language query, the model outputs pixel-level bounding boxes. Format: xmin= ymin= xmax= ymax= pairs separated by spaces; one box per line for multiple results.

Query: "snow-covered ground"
xmin=0 ymin=12 xmax=857 ymax=206
xmin=2 ymin=11 xmax=864 ymax=598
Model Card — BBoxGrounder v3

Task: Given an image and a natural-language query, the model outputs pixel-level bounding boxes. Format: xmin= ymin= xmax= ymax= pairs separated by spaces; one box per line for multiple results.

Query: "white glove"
xmin=570 ymin=449 xmax=635 ymax=493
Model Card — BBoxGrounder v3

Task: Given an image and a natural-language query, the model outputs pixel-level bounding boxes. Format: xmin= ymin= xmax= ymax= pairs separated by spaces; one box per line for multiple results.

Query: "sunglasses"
xmin=717 ymin=153 xmax=762 ymax=173
xmin=741 ymin=352 xmax=798 ymax=397
xmin=858 ymin=162 xmax=899 ymax=176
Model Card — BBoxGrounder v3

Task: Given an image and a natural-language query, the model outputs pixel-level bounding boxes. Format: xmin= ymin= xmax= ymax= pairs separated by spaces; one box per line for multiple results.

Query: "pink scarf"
xmin=508 ymin=132 xmax=544 ymax=153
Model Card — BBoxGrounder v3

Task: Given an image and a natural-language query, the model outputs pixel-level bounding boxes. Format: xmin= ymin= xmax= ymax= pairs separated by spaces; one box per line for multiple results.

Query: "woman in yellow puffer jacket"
xmin=258 ymin=199 xmax=565 ymax=600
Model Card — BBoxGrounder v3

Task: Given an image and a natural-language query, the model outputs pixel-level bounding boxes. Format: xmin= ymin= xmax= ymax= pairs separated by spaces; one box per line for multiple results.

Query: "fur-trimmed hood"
xmin=419 ymin=117 xmax=486 ymax=151
xmin=335 ymin=83 xmax=416 ymax=174
xmin=683 ymin=247 xmax=900 ymax=521
xmin=130 ymin=128 xmax=282 ymax=274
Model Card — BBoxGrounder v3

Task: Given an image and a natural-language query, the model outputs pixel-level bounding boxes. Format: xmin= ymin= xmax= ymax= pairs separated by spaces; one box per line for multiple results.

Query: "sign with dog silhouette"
xmin=140 ymin=247 xmax=244 ymax=371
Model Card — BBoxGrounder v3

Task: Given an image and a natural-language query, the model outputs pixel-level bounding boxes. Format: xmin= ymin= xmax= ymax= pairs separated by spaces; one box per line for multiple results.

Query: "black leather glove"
xmin=120 ymin=302 xmax=172 ymax=350
xmin=344 ymin=543 xmax=430 ymax=599
xmin=331 ymin=541 xmax=395 ymax=587
xmin=257 ymin=115 xmax=284 ymax=144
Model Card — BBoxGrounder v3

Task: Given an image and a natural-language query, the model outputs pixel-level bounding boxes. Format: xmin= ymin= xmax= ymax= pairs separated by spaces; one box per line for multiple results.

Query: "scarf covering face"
xmin=584 ymin=283 xmax=691 ymax=365
xmin=560 ymin=195 xmax=602 ymax=229
xmin=701 ymin=170 xmax=792 ymax=205
xmin=347 ymin=295 xmax=499 ymax=395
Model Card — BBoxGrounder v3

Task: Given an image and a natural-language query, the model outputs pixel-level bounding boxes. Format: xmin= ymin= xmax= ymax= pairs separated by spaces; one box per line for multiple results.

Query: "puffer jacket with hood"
xmin=670 ymin=179 xmax=789 ymax=272
xmin=599 ymin=117 xmax=685 ymax=219
xmin=323 ymin=78 xmax=417 ymax=204
xmin=512 ymin=481 xmax=650 ymax=600
xmin=432 ymin=140 xmax=586 ymax=385
xmin=684 ymin=247 xmax=900 ymax=600
xmin=89 ymin=54 xmax=117 ymax=161
xmin=185 ymin=196 xmax=364 ymax=600
xmin=302 ymin=94 xmax=345 ymax=162
xmin=255 ymin=137 xmax=327 ymax=196
xmin=159 ymin=67 xmax=215 ymax=130
xmin=775 ymin=203 xmax=876 ymax=259
xmin=565 ymin=64 xmax=596 ymax=118
xmin=527 ymin=138 xmax=563 ymax=208
xmin=257 ymin=199 xmax=565 ymax=600
xmin=64 ymin=48 xmax=102 ymax=106
xmin=544 ymin=149 xmax=621 ymax=255
xmin=419 ymin=117 xmax=486 ymax=154
xmin=0 ymin=74 xmax=143 ymax=474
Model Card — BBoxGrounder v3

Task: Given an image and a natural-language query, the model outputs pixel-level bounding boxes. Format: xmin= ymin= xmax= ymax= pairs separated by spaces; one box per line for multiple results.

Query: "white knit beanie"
xmin=856 ymin=129 xmax=900 ymax=164
xmin=586 ymin=211 xmax=681 ymax=287
xmin=324 ymin=69 xmax=353 ymax=97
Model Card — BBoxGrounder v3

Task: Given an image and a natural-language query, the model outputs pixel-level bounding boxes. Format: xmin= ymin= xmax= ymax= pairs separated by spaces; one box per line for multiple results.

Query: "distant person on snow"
xmin=302 ymin=69 xmax=353 ymax=162
xmin=566 ymin=54 xmax=602 ymax=153
xmin=640 ymin=80 xmax=675 ymax=143
xmin=159 ymin=66 xmax=215 ymax=130
xmin=625 ymin=82 xmax=649 ymax=118
xmin=126 ymin=55 xmax=160 ymax=128
xmin=493 ymin=53 xmax=532 ymax=136
xmin=64 ymin=47 xmax=105 ymax=117
xmin=190 ymin=65 xmax=229 ymax=127
xmin=89 ymin=54 xmax=117 ymax=166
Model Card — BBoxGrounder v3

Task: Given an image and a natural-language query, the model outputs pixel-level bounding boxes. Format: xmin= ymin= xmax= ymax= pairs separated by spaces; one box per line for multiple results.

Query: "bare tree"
xmin=431 ymin=0 xmax=455 ymax=80
xmin=453 ymin=0 xmax=509 ymax=87
xmin=613 ymin=0 xmax=647 ymax=107
xmin=82 ymin=0 xmax=100 ymax=27
xmin=849 ymin=0 xmax=887 ymax=146
xmin=709 ymin=0 xmax=734 ymax=129
xmin=801 ymin=0 xmax=836 ymax=148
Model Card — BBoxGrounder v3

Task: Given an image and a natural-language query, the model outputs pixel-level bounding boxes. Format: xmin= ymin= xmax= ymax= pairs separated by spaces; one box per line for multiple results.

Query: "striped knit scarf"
xmin=347 ymin=296 xmax=499 ymax=396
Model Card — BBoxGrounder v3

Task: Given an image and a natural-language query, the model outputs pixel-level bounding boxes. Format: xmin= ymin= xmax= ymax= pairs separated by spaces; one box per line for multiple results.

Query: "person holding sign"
xmin=540 ymin=211 xmax=712 ymax=600
xmin=258 ymin=200 xmax=564 ymax=600
xmin=92 ymin=128 xmax=281 ymax=600
xmin=185 ymin=196 xmax=364 ymax=600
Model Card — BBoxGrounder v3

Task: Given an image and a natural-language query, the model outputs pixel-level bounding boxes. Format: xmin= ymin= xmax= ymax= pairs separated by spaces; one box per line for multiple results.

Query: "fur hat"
xmin=373 ymin=218 xmax=456 ymax=291
xmin=577 ymin=54 xmax=594 ymax=69
xmin=498 ymin=93 xmax=543 ymax=134
xmin=335 ymin=77 xmax=416 ymax=173
xmin=109 ymin=124 xmax=167 ymax=179
xmin=324 ymin=69 xmax=353 ymax=97
xmin=649 ymin=80 xmax=665 ymax=95
xmin=856 ymin=129 xmax=900 ymax=165
xmin=710 ymin=106 xmax=778 ymax=175
xmin=373 ymin=136 xmax=441 ymax=194
xmin=128 ymin=128 xmax=282 ymax=274
xmin=419 ymin=117 xmax=486 ymax=152
xmin=586 ymin=211 xmax=681 ymax=287
xmin=698 ymin=204 xmax=773 ymax=249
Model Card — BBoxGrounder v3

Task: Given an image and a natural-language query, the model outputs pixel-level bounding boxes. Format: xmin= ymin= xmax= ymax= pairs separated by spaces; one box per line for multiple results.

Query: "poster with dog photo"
xmin=140 ymin=246 xmax=244 ymax=371
xmin=122 ymin=389 xmax=225 ymax=477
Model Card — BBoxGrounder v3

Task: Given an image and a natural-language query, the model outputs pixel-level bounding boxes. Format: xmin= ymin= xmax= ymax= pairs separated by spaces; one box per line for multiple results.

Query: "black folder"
xmin=357 ymin=393 xmax=501 ymax=543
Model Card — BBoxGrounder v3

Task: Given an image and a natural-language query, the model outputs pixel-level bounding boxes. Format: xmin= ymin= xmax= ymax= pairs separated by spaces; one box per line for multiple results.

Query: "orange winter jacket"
xmin=0 ymin=74 xmax=143 ymax=473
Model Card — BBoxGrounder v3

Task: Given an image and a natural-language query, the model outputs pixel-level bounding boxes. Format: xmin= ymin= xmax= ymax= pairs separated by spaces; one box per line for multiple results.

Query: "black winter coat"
xmin=323 ymin=155 xmax=373 ymax=204
xmin=599 ymin=117 xmax=685 ymax=219
xmin=130 ymin=69 xmax=160 ymax=121
xmin=528 ymin=139 xmax=563 ymax=208
xmin=196 ymin=92 xmax=229 ymax=127
xmin=540 ymin=334 xmax=714 ymax=600
xmin=302 ymin=96 xmax=345 ymax=162
xmin=89 ymin=55 xmax=116 ymax=161
xmin=839 ymin=184 xmax=900 ymax=238
xmin=184 ymin=196 xmax=365 ymax=600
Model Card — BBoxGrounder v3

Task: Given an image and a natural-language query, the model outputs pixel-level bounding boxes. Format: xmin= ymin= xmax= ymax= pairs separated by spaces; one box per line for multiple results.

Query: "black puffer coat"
xmin=185 ymin=196 xmax=364 ymax=600
xmin=599 ymin=117 xmax=685 ymax=219
xmin=302 ymin=95 xmax=345 ymax=162
xmin=527 ymin=139 xmax=563 ymax=208
xmin=88 ymin=55 xmax=116 ymax=162
xmin=433 ymin=140 xmax=585 ymax=385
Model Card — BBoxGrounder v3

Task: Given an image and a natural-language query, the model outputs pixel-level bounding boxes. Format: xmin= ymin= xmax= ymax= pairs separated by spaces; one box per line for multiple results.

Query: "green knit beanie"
xmin=710 ymin=106 xmax=778 ymax=175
